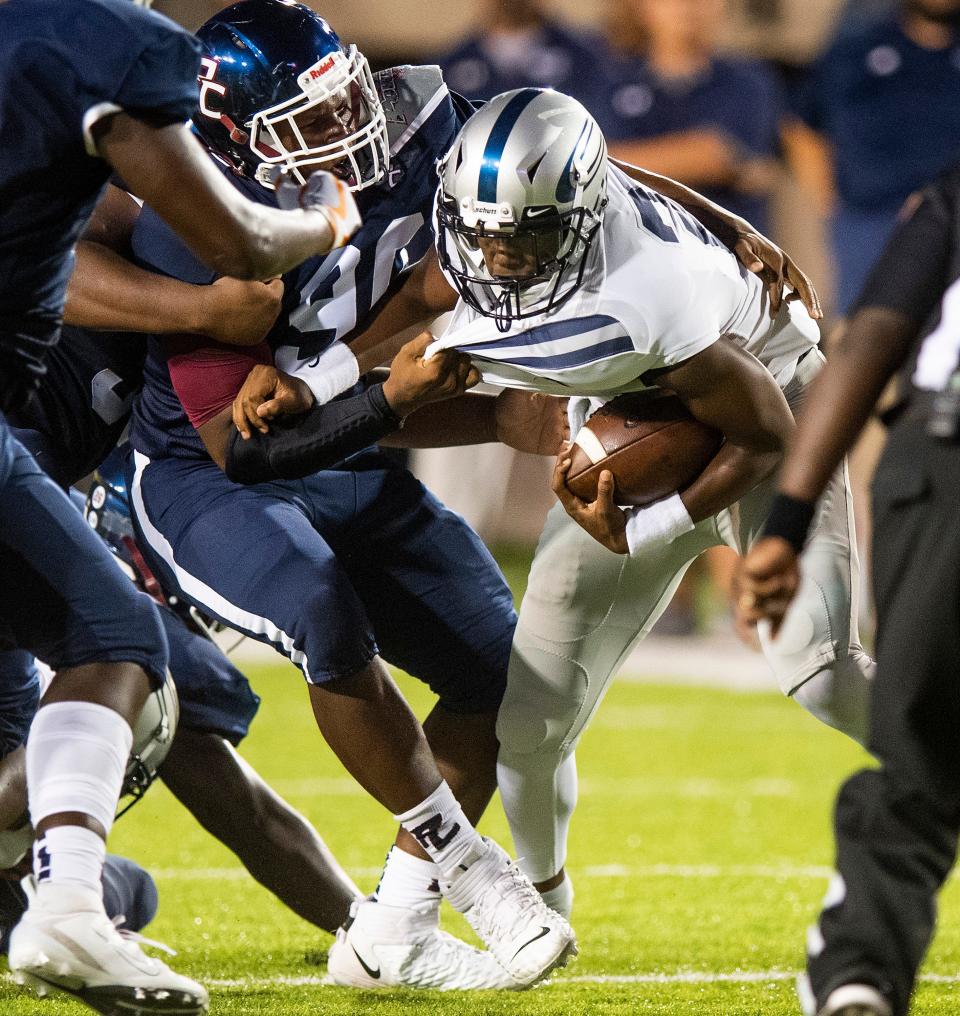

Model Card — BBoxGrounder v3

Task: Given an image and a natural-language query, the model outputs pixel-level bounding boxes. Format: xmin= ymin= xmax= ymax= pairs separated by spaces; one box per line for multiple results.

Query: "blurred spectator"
xmin=436 ymin=0 xmax=610 ymax=114
xmin=838 ymin=0 xmax=898 ymax=30
xmin=589 ymin=0 xmax=785 ymax=634
xmin=597 ymin=0 xmax=784 ymax=233
xmin=786 ymin=0 xmax=960 ymax=314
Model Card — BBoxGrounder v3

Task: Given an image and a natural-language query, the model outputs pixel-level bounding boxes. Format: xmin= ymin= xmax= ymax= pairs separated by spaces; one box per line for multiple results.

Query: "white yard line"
xmin=151 ymin=862 xmax=835 ymax=882
xmin=5 ymin=969 xmax=957 ymax=991
xmin=193 ymin=970 xmax=960 ymax=989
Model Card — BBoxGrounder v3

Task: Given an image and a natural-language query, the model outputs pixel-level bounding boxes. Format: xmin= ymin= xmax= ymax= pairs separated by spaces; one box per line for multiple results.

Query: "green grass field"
xmin=4 ymin=621 xmax=960 ymax=1013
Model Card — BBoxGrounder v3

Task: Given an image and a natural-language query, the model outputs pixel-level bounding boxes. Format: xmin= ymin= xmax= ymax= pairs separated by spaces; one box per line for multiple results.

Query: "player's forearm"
xmin=101 ymin=119 xmax=336 ymax=280
xmin=348 ymin=258 xmax=458 ymax=375
xmin=611 ymin=157 xmax=747 ymax=247
xmin=225 ymin=385 xmax=403 ymax=483
xmin=196 ymin=410 xmax=233 ymax=472
xmin=680 ymin=440 xmax=783 ymax=523
xmin=216 ymin=199 xmax=336 ymax=282
xmin=778 ymin=308 xmax=916 ymax=503
xmin=66 ymin=241 xmax=207 ymax=334
xmin=379 ymin=391 xmax=498 ymax=448
xmin=660 ymin=340 xmax=794 ymax=522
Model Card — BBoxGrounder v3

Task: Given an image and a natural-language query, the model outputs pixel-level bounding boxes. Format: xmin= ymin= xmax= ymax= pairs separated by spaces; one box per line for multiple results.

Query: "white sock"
xmin=393 ymin=781 xmax=482 ymax=878
xmin=33 ymin=826 xmax=105 ymax=901
xmin=374 ymin=846 xmax=442 ymax=911
xmin=26 ymin=701 xmax=132 ymax=835
xmin=540 ymin=876 xmax=574 ymax=919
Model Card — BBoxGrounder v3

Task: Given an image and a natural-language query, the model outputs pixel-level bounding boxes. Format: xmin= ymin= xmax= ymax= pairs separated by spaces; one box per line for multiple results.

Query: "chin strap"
xmin=494 ymin=290 xmax=514 ymax=333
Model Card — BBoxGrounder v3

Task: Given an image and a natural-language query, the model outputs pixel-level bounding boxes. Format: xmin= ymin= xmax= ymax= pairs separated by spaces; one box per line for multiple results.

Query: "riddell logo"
xmin=309 ymin=56 xmax=336 ymax=79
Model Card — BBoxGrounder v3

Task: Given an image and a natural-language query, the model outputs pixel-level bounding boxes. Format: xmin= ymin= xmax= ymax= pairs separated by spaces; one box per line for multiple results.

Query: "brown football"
xmin=566 ymin=391 xmax=723 ymax=506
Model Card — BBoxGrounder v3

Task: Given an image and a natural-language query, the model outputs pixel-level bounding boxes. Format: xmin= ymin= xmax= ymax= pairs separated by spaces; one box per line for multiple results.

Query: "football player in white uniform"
xmin=429 ymin=88 xmax=875 ymax=920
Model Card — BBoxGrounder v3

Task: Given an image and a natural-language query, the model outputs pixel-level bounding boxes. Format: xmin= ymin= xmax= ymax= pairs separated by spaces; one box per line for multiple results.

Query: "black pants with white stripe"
xmin=807 ymin=418 xmax=960 ymax=1016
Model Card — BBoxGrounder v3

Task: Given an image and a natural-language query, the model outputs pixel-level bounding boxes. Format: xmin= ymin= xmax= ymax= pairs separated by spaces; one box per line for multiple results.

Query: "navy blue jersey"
xmin=130 ymin=65 xmax=463 ymax=462
xmin=8 ymin=326 xmax=147 ymax=486
xmin=596 ymin=56 xmax=784 ymax=232
xmin=0 ymin=0 xmax=200 ymax=403
xmin=792 ymin=17 xmax=960 ymax=211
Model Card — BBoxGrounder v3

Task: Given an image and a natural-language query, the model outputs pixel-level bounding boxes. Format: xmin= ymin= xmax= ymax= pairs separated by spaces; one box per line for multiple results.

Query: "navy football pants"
xmin=130 ymin=447 xmax=515 ymax=714
xmin=0 ymin=415 xmax=167 ymax=687
xmin=0 ymin=854 xmax=157 ymax=953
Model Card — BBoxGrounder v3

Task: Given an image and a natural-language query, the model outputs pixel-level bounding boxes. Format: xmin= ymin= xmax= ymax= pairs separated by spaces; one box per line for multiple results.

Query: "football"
xmin=565 ymin=391 xmax=723 ymax=506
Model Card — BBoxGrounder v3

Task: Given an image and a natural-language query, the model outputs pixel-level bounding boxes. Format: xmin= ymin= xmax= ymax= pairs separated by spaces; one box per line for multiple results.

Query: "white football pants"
xmin=496 ymin=351 xmax=875 ymax=883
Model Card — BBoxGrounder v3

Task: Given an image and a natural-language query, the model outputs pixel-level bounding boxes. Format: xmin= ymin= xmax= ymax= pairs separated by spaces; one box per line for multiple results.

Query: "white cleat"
xmin=442 ymin=838 xmax=577 ymax=985
xmin=817 ymin=984 xmax=892 ymax=1016
xmin=327 ymin=898 xmax=524 ymax=990
xmin=9 ymin=885 xmax=208 ymax=1016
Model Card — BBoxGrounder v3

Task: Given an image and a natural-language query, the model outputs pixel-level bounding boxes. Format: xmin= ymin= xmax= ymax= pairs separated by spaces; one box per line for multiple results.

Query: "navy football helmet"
xmin=84 ymin=449 xmax=139 ymax=580
xmin=193 ymin=0 xmax=389 ymax=191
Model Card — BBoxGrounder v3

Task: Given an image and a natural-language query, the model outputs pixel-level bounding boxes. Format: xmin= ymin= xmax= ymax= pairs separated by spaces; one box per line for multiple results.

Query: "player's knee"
xmin=790 ymin=652 xmax=874 ymax=746
xmin=435 ymin=670 xmax=507 ymax=716
xmin=429 ymin=632 xmax=511 ymax=715
xmin=837 ymin=769 xmax=960 ymax=860
xmin=0 ymin=651 xmax=41 ymax=757
xmin=127 ymin=594 xmax=170 ymax=687
xmin=496 ymin=645 xmax=587 ymax=758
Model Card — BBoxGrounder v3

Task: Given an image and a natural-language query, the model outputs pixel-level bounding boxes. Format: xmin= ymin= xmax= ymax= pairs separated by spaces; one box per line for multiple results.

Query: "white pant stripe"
xmin=130 ymin=451 xmax=311 ymax=678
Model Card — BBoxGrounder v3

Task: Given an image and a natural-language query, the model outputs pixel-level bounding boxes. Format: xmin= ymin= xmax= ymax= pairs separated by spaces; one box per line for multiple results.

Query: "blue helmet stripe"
xmin=556 ymin=119 xmax=590 ymax=203
xmin=477 ymin=89 xmax=541 ymax=203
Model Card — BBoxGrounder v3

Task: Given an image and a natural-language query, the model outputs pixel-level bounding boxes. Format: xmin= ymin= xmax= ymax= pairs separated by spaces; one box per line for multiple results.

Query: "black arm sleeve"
xmin=852 ymin=167 xmax=958 ymax=323
xmin=224 ymin=382 xmax=402 ymax=484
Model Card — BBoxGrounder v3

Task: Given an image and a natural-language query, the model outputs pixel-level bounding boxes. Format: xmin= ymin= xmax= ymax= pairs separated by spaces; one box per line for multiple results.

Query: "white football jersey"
xmin=430 ymin=165 xmax=819 ymax=398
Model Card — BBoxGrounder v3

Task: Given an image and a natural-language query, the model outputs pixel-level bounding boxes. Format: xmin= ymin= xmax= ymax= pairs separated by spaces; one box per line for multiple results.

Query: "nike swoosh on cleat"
xmin=351 ymin=945 xmax=381 ymax=980
xmin=512 ymin=926 xmax=551 ymax=961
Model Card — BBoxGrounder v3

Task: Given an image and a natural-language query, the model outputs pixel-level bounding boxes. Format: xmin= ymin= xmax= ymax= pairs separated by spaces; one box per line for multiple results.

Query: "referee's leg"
xmin=805 ymin=421 xmax=960 ymax=1016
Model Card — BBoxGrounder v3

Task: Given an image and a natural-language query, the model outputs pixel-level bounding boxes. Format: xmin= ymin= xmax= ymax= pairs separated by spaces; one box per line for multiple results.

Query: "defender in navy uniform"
xmin=124 ymin=0 xmax=579 ymax=991
xmin=5 ymin=308 xmax=362 ymax=932
xmin=0 ymin=0 xmax=364 ymax=1012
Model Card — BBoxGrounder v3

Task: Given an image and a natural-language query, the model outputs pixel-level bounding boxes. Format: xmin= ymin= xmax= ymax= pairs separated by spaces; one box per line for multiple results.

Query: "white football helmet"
xmin=436 ymin=88 xmax=607 ymax=329
xmin=118 ymin=678 xmax=179 ymax=817
xmin=0 ymin=680 xmax=179 ymax=870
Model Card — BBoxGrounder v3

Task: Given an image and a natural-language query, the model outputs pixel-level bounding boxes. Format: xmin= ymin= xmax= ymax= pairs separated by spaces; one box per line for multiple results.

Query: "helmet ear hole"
xmin=524 ymin=152 xmax=547 ymax=183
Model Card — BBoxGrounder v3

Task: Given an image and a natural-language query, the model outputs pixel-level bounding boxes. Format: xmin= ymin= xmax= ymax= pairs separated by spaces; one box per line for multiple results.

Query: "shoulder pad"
xmin=375 ymin=65 xmax=450 ymax=154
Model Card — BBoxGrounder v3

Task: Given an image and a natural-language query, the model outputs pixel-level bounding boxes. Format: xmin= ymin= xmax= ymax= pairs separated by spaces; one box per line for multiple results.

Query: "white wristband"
xmin=624 ymin=492 xmax=695 ymax=557
xmin=284 ymin=340 xmax=360 ymax=407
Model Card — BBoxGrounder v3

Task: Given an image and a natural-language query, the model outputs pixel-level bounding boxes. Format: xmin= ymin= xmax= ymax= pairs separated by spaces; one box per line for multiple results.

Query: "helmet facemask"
xmin=118 ymin=680 xmax=178 ymax=819
xmin=249 ymin=47 xmax=388 ymax=191
xmin=436 ymin=195 xmax=604 ymax=331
